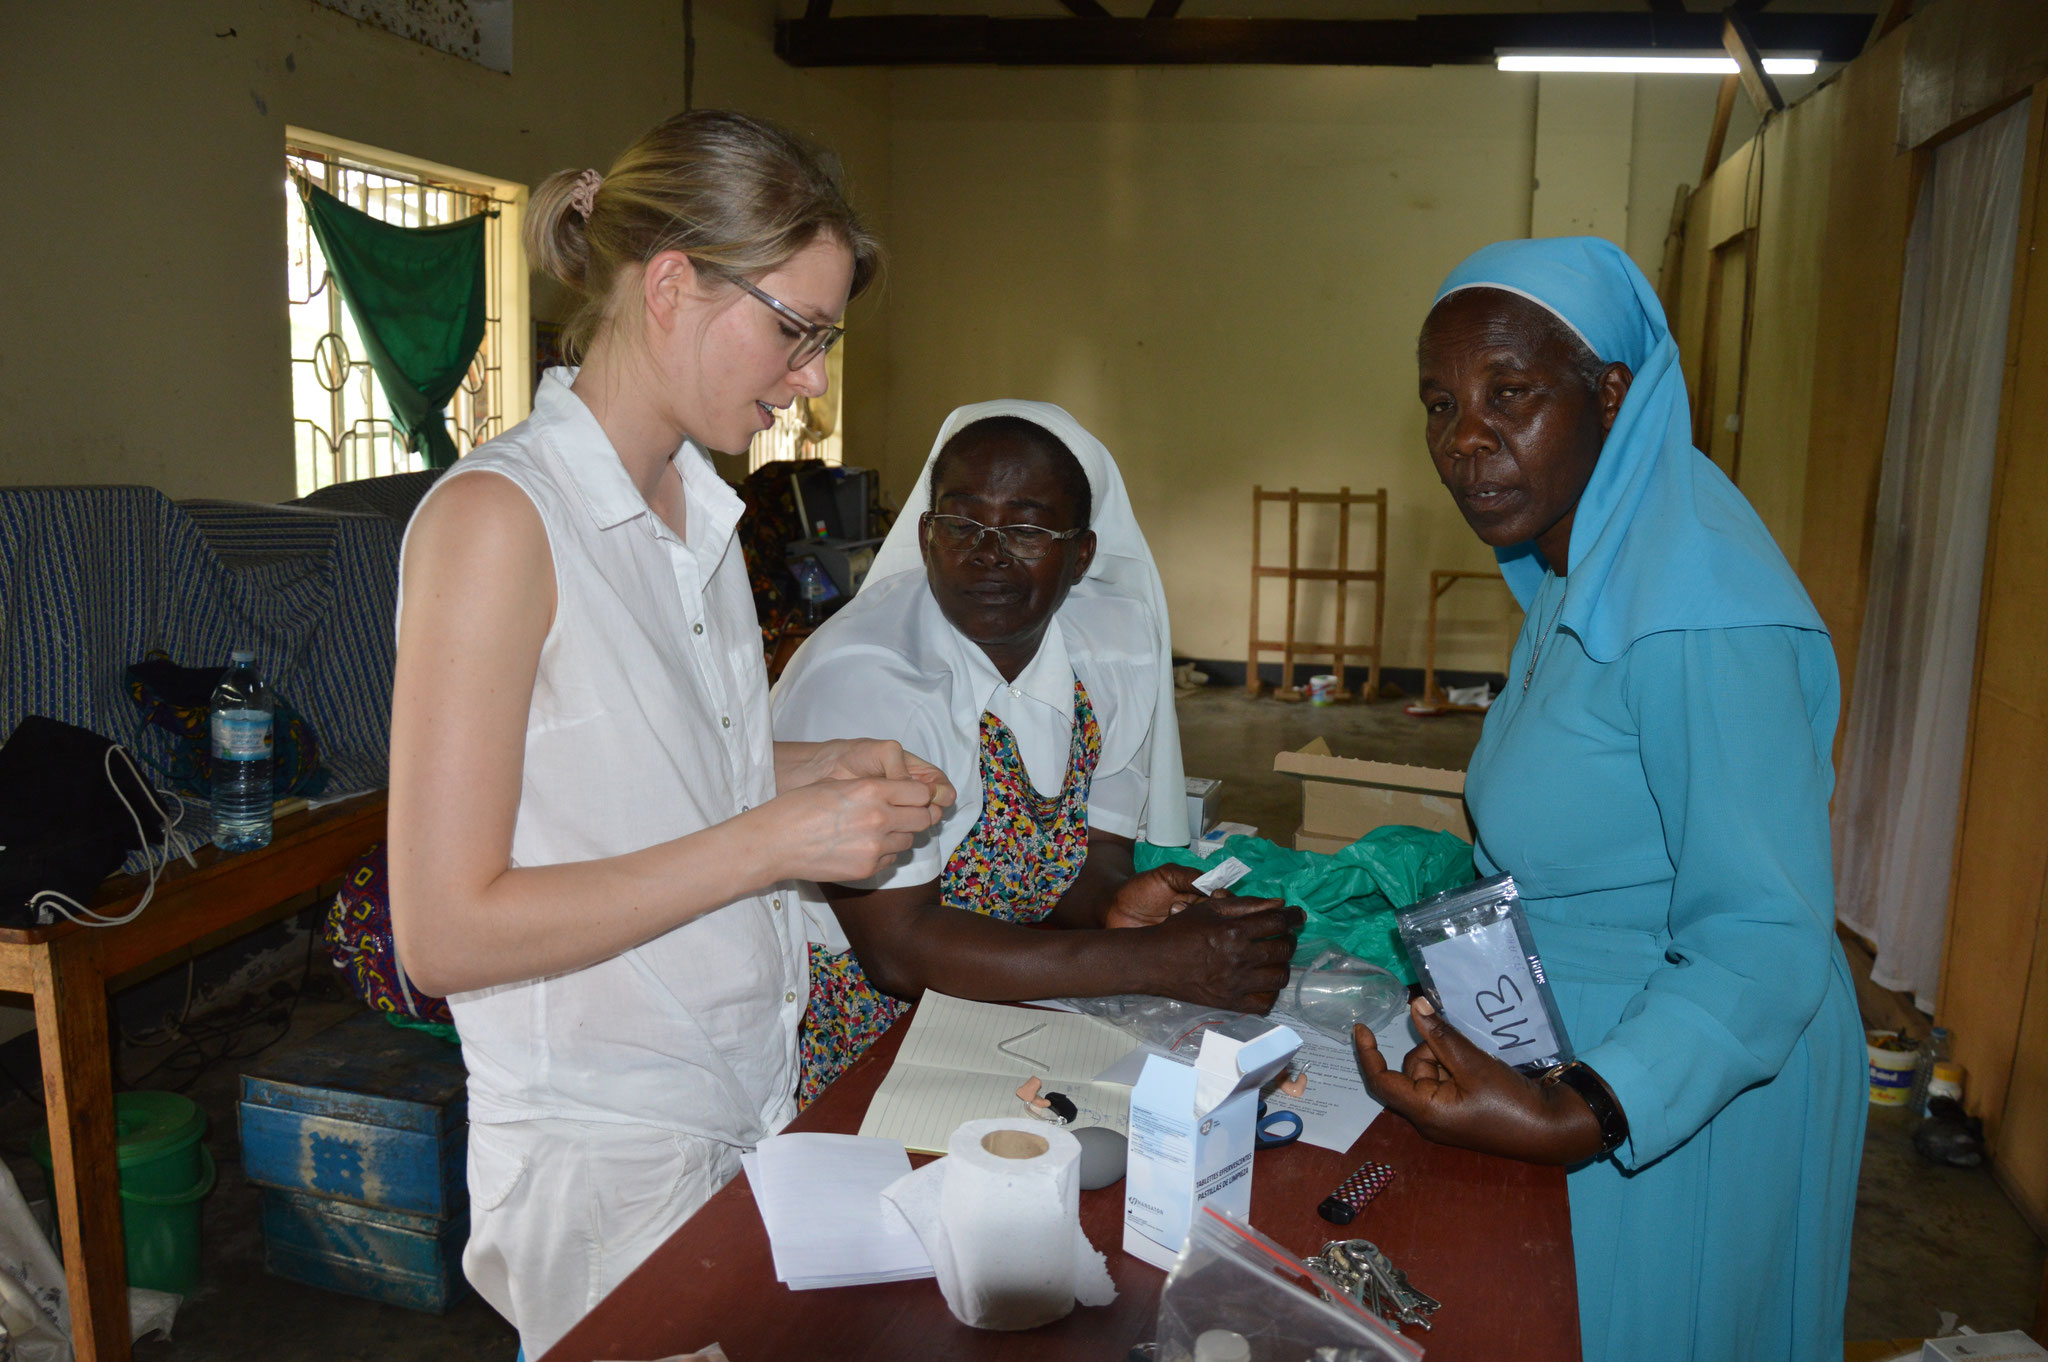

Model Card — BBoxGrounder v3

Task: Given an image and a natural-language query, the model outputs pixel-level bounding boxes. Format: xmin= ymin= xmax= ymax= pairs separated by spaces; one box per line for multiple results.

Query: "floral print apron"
xmin=796 ymin=678 xmax=1103 ymax=1105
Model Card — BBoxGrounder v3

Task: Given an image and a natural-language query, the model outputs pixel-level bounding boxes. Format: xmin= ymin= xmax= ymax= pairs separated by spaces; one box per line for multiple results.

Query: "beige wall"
xmin=877 ymin=67 xmax=1741 ymax=670
xmin=3 ymin=6 xmax=1747 ymax=671
xmin=0 ymin=0 xmax=890 ymax=502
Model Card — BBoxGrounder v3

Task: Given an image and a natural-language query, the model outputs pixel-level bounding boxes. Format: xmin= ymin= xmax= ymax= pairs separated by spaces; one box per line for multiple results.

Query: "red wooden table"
xmin=546 ymin=1011 xmax=1580 ymax=1361
xmin=0 ymin=792 xmax=387 ymax=1362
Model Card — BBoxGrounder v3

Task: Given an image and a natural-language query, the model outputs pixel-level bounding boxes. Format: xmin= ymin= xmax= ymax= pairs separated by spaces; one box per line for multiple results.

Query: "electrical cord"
xmin=28 ymin=745 xmax=187 ymax=929
xmin=118 ymin=922 xmax=322 ymax=1095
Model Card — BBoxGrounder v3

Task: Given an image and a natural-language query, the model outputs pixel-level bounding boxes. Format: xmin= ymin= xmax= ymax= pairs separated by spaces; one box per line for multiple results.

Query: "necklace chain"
xmin=1522 ymin=583 xmax=1570 ymax=693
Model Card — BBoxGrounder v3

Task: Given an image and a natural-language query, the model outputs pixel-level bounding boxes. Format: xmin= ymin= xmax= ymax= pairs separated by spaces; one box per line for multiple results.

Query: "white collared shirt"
xmin=771 ymin=571 xmax=1153 ymax=914
xmin=397 ymin=368 xmax=804 ymax=1145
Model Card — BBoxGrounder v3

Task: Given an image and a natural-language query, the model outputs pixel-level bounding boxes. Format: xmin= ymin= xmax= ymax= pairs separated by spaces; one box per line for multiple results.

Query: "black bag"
xmin=0 ymin=716 xmax=171 ymax=927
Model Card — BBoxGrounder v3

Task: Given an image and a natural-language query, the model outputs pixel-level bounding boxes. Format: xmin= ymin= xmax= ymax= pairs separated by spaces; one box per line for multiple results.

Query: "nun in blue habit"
xmin=1353 ymin=236 xmax=1864 ymax=1362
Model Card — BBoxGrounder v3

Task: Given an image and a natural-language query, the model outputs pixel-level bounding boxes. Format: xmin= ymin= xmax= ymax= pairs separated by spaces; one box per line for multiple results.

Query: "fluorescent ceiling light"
xmin=1497 ymin=53 xmax=1820 ymax=76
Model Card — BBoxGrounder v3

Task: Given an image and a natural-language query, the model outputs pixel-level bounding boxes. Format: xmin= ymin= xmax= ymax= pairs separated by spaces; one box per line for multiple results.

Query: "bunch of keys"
xmin=1305 ymin=1239 xmax=1441 ymax=1332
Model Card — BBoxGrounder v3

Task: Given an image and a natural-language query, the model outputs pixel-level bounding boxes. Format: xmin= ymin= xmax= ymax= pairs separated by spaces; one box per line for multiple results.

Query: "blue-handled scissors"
xmin=1257 ymin=1098 xmax=1303 ymax=1150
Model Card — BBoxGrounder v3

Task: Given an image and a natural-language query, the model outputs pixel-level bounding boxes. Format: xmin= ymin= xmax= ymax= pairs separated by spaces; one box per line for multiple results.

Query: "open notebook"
xmin=857 ymin=993 xmax=1140 ymax=1154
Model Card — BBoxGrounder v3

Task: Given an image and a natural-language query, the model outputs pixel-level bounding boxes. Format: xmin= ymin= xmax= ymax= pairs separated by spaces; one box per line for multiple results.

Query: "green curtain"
xmin=301 ymin=183 xmax=488 ymax=470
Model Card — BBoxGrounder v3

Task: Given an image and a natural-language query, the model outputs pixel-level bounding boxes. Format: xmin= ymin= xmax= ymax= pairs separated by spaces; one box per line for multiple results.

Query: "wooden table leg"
xmin=32 ymin=938 xmax=130 ymax=1362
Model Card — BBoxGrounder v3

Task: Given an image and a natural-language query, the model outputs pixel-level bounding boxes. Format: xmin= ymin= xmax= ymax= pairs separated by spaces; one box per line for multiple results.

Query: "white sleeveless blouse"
xmin=398 ymin=369 xmax=804 ymax=1144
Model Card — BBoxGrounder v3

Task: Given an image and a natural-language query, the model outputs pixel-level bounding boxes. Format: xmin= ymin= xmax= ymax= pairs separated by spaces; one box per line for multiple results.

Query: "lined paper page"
xmin=857 ymin=993 xmax=1139 ymax=1153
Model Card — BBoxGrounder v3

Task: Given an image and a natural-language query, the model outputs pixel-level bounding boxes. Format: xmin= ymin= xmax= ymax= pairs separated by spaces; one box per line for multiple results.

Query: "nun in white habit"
xmin=773 ymin=400 xmax=1300 ymax=1101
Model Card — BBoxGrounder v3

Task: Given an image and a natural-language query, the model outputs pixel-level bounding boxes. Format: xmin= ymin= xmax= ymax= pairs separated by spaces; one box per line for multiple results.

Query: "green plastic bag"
xmin=1135 ymin=826 xmax=1476 ymax=984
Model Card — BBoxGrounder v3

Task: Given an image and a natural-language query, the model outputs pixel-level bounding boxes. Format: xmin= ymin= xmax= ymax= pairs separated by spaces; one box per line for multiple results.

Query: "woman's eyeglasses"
xmin=727 ymin=276 xmax=845 ymax=372
xmin=922 ymin=513 xmax=1085 ymax=562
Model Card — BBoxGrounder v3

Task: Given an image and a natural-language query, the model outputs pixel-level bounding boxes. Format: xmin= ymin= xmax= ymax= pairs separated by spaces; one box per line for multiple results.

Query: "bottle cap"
xmin=1932 ymin=1061 xmax=1964 ymax=1082
xmin=230 ymin=648 xmax=255 ymax=663
xmin=1193 ymin=1331 xmax=1251 ymax=1362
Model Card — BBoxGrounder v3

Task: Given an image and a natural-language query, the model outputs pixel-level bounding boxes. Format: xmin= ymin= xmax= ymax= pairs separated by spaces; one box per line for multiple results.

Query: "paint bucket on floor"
xmin=1866 ymin=1030 xmax=1917 ymax=1107
xmin=1306 ymin=674 xmax=1338 ymax=705
xmin=33 ymin=1090 xmax=214 ymax=1293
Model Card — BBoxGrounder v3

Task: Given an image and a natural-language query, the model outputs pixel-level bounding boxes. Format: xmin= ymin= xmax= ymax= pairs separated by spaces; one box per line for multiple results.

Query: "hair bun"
xmin=525 ymin=167 xmax=594 ymax=290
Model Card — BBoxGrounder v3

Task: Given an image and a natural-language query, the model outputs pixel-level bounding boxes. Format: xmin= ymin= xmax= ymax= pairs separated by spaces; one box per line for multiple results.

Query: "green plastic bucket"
xmin=33 ymin=1091 xmax=215 ymax=1294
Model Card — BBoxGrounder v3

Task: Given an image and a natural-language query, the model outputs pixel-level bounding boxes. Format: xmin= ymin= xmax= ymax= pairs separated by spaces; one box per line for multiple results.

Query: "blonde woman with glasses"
xmin=386 ymin=111 xmax=950 ymax=1357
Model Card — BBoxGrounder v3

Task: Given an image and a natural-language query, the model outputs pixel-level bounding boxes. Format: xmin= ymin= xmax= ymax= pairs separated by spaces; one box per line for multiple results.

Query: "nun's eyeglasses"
xmin=728 ymin=276 xmax=845 ymax=371
xmin=922 ymin=513 xmax=1084 ymax=561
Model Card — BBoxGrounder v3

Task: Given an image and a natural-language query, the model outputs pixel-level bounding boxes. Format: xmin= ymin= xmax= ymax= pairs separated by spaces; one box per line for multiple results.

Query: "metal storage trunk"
xmin=258 ymin=1187 xmax=468 ymax=1315
xmin=238 ymin=1012 xmax=467 ymax=1219
xmin=239 ymin=1012 xmax=470 ymax=1311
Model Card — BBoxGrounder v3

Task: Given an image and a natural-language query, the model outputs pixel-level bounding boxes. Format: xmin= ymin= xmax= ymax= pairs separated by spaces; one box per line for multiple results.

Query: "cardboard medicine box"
xmin=1185 ymin=777 xmax=1221 ymax=838
xmin=1274 ymin=737 xmax=1469 ymax=852
xmin=1123 ymin=1023 xmax=1302 ymax=1270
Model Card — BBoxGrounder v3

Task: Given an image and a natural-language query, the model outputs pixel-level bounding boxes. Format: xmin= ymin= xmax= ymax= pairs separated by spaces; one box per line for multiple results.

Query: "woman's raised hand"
xmin=777 ymin=738 xmax=957 ymax=810
xmin=1144 ymin=896 xmax=1303 ymax=1014
xmin=1352 ymin=997 xmax=1606 ymax=1165
xmin=1102 ymin=862 xmax=1205 ymax=928
xmin=766 ymin=773 xmax=948 ymax=885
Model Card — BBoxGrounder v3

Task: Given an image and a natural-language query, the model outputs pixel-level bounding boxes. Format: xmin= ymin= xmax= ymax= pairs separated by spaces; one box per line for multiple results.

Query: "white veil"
xmin=860 ymin=400 xmax=1189 ymax=846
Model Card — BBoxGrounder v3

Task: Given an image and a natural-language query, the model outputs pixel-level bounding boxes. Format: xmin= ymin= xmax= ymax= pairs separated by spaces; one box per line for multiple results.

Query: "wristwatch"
xmin=1541 ymin=1061 xmax=1629 ymax=1155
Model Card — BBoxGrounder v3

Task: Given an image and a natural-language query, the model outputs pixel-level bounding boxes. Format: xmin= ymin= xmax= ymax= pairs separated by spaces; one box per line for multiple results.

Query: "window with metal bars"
xmin=285 ymin=138 xmax=515 ymax=496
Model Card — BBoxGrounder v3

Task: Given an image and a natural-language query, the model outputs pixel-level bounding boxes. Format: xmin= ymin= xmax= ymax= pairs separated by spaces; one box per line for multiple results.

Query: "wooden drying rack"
xmin=1246 ymin=485 xmax=1386 ymax=701
xmin=1419 ymin=568 xmax=1513 ymax=711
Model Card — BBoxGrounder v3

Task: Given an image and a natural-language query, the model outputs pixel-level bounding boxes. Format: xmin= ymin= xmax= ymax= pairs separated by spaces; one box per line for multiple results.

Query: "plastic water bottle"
xmin=210 ymin=649 xmax=274 ymax=853
xmin=800 ymin=569 xmax=827 ymax=625
xmin=1908 ymin=1026 xmax=1952 ymax=1117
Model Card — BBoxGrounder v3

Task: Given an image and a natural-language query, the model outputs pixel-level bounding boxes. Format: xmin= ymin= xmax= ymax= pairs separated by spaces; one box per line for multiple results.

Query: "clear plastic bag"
xmin=1287 ymin=948 xmax=1408 ymax=1036
xmin=1154 ymin=1208 xmax=1421 ymax=1361
xmin=1060 ymin=954 xmax=1407 ymax=1058
xmin=1394 ymin=873 xmax=1570 ymax=1074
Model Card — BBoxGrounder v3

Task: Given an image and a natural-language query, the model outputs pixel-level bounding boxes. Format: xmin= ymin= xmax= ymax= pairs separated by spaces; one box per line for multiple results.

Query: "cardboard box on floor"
xmin=1274 ymin=737 xmax=1470 ymax=852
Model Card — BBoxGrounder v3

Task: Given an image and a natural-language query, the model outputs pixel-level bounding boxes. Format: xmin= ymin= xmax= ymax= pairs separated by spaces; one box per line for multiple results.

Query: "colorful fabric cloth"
xmin=124 ymin=652 xmax=326 ymax=801
xmin=797 ymin=678 xmax=1102 ymax=1104
xmin=1440 ymin=239 xmax=1861 ymax=1362
xmin=321 ymin=842 xmax=454 ymax=1026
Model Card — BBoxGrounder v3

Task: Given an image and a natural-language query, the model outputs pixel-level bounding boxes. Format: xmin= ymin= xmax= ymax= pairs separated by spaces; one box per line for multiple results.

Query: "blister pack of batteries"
xmin=1394 ymin=873 xmax=1571 ymax=1074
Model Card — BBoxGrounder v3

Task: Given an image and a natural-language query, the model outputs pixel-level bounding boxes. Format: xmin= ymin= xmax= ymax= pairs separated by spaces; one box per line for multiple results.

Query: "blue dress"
xmin=1467 ymin=567 xmax=1865 ymax=1362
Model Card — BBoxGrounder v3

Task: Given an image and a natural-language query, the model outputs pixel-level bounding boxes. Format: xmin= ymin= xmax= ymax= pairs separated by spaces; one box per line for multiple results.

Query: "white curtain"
xmin=1833 ymin=97 xmax=2031 ymax=1011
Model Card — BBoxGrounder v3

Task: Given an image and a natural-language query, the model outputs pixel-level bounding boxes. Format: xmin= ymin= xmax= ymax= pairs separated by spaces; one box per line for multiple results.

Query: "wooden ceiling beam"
xmin=1146 ymin=0 xmax=1184 ymax=18
xmin=1722 ymin=8 xmax=1786 ymax=113
xmin=1058 ymin=0 xmax=1112 ymax=16
xmin=775 ymin=11 xmax=1873 ymax=68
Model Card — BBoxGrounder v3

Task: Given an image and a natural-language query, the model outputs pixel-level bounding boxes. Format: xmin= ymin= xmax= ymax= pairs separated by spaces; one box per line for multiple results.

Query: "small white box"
xmin=1122 ymin=1022 xmax=1301 ymax=1270
xmin=1922 ymin=1332 xmax=2048 ymax=1361
xmin=1185 ymin=777 xmax=1221 ymax=838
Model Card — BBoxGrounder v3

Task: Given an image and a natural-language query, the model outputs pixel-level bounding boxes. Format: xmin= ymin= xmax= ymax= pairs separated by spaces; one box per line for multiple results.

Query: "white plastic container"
xmin=1867 ymin=1030 xmax=1917 ymax=1107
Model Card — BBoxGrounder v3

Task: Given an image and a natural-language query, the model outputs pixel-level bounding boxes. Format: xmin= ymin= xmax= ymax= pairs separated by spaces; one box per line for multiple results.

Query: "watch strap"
xmin=1543 ymin=1061 xmax=1629 ymax=1155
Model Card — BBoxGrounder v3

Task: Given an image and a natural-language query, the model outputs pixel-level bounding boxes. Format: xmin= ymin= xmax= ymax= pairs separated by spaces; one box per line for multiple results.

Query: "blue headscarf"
xmin=1432 ymin=237 xmax=1825 ymax=662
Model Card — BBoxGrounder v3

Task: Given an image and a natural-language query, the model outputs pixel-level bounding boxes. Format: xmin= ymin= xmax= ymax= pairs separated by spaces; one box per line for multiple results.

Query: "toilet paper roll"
xmin=881 ymin=1118 xmax=1118 ymax=1331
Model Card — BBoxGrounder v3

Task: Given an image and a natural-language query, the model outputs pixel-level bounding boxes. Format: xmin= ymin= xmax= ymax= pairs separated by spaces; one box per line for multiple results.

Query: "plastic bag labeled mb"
xmin=1394 ymin=874 xmax=1570 ymax=1074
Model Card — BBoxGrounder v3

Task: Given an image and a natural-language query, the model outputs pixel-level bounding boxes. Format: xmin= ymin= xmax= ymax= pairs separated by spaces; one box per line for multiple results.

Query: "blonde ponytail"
xmin=528 ymin=110 xmax=882 ymax=360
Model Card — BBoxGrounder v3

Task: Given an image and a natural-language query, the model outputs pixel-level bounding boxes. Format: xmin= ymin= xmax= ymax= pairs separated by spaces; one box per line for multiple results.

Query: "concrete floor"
xmin=0 ymin=684 xmax=2034 ymax=1358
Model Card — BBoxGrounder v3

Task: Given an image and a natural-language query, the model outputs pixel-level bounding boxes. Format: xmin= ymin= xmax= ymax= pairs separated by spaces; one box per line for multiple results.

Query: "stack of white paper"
xmin=742 ymin=1133 xmax=935 ymax=1291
